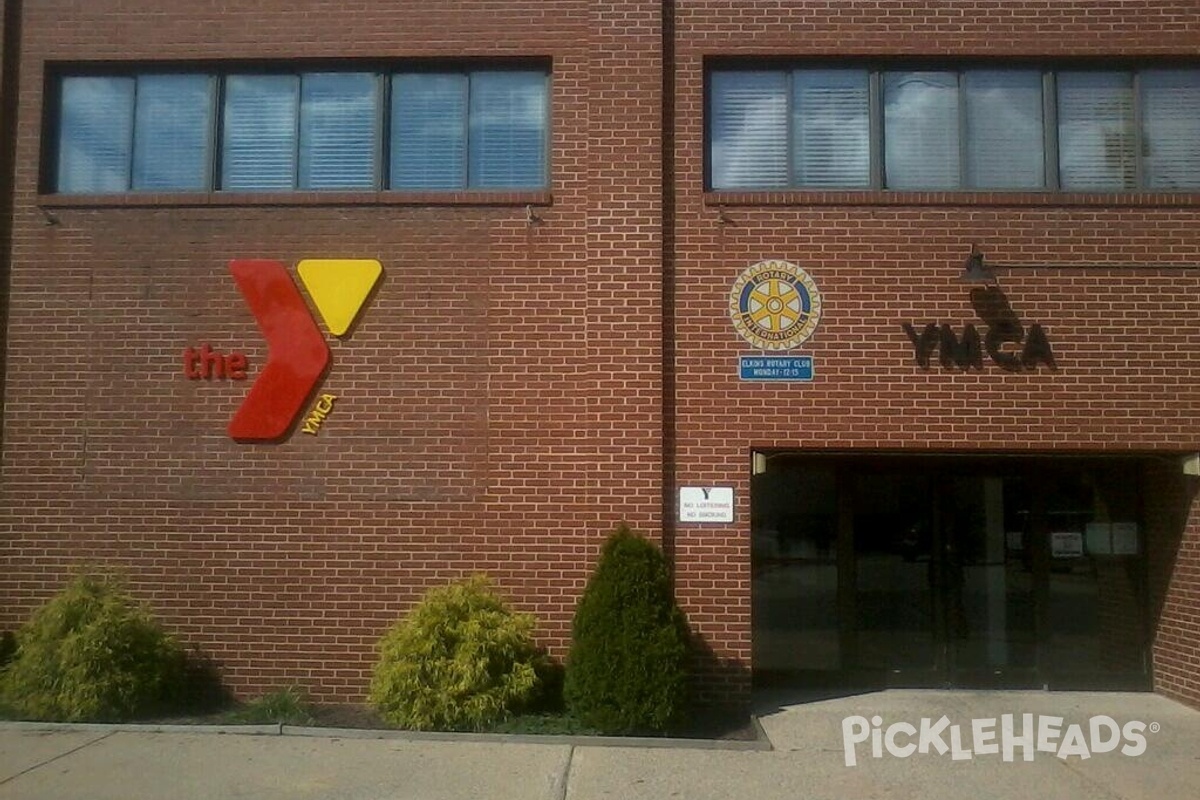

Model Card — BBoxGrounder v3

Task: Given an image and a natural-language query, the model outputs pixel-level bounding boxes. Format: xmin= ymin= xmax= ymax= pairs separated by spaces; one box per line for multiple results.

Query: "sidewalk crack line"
xmin=0 ymin=730 xmax=115 ymax=787
xmin=548 ymin=743 xmax=574 ymax=800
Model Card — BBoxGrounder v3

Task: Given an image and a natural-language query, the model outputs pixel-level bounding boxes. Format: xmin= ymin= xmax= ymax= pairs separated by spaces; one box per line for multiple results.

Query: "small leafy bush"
xmin=369 ymin=575 xmax=542 ymax=731
xmin=564 ymin=524 xmax=690 ymax=734
xmin=1 ymin=572 xmax=186 ymax=721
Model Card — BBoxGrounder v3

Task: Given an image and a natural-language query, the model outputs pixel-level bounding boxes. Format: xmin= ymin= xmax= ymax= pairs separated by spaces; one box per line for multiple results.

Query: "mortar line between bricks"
xmin=548 ymin=744 xmax=574 ymax=800
xmin=0 ymin=730 xmax=115 ymax=787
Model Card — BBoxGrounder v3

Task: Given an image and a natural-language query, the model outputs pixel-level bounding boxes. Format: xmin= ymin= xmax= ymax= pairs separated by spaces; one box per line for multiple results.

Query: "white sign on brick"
xmin=679 ymin=487 xmax=734 ymax=523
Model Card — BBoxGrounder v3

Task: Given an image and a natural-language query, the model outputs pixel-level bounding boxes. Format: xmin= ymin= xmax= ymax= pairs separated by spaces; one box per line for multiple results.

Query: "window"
xmin=391 ymin=71 xmax=547 ymax=190
xmin=133 ymin=75 xmax=215 ymax=191
xmin=708 ymin=65 xmax=1200 ymax=192
xmin=1141 ymin=70 xmax=1200 ymax=189
xmin=964 ymin=70 xmax=1044 ymax=189
xmin=1056 ymin=72 xmax=1134 ymax=190
xmin=883 ymin=71 xmax=961 ymax=189
xmin=51 ymin=67 xmax=549 ymax=194
xmin=794 ymin=69 xmax=870 ymax=189
xmin=710 ymin=71 xmax=790 ymax=189
xmin=57 ymin=75 xmax=215 ymax=193
xmin=221 ymin=73 xmax=379 ymax=191
xmin=222 ymin=75 xmax=301 ymax=191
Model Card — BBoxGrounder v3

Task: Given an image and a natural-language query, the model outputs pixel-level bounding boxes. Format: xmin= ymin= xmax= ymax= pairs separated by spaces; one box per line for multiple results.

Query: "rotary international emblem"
xmin=729 ymin=260 xmax=822 ymax=350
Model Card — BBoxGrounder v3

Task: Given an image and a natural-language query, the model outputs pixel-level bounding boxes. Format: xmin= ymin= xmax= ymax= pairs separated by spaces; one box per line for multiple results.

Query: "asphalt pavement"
xmin=1 ymin=689 xmax=1197 ymax=799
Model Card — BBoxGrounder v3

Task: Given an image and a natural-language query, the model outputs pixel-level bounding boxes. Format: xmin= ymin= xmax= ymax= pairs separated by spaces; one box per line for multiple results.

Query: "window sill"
xmin=38 ymin=190 xmax=554 ymax=209
xmin=704 ymin=190 xmax=1200 ymax=208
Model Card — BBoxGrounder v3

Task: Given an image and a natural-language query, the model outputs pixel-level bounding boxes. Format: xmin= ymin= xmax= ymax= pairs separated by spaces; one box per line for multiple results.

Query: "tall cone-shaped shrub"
xmin=564 ymin=525 xmax=689 ymax=734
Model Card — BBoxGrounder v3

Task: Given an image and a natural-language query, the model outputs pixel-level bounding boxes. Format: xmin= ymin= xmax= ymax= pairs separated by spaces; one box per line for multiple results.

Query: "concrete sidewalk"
xmin=1 ymin=690 xmax=1197 ymax=799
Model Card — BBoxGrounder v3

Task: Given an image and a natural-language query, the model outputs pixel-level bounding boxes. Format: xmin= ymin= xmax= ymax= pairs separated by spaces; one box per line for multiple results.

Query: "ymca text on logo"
xmin=841 ymin=714 xmax=1157 ymax=767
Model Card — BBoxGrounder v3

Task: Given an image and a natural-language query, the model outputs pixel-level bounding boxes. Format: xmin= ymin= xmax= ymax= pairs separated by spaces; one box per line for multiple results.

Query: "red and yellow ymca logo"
xmin=183 ymin=258 xmax=382 ymax=441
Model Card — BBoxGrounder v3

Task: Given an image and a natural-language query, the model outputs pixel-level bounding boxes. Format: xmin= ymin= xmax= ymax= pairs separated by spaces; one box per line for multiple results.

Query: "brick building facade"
xmin=1 ymin=0 xmax=1199 ymax=711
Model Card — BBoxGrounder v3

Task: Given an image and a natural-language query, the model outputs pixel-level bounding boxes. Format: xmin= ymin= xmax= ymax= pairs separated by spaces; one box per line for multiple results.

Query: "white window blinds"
xmin=222 ymin=75 xmax=300 ymax=191
xmin=132 ymin=75 xmax=213 ymax=191
xmin=468 ymin=71 xmax=547 ymax=189
xmin=299 ymin=73 xmax=378 ymax=190
xmin=883 ymin=72 xmax=960 ymax=190
xmin=792 ymin=69 xmax=870 ymax=188
xmin=391 ymin=74 xmax=469 ymax=190
xmin=1057 ymin=72 xmax=1135 ymax=191
xmin=964 ymin=71 xmax=1044 ymax=189
xmin=710 ymin=71 xmax=789 ymax=189
xmin=57 ymin=77 xmax=135 ymax=193
xmin=1141 ymin=70 xmax=1200 ymax=190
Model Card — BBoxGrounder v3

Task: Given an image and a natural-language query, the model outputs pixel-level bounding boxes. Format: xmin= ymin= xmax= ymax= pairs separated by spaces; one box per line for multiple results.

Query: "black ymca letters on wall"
xmin=902 ymin=286 xmax=1056 ymax=372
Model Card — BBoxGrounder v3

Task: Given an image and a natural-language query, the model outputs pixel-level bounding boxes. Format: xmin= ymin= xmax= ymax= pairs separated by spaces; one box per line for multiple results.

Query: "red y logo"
xmin=226 ymin=260 xmax=330 ymax=441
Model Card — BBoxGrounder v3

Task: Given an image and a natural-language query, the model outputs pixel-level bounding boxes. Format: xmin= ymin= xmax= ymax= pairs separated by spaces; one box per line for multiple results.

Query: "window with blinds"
xmin=390 ymin=71 xmax=548 ymax=190
xmin=50 ymin=66 xmax=549 ymax=194
xmin=1140 ymin=70 xmax=1200 ymax=190
xmin=707 ymin=65 xmax=1200 ymax=192
xmin=132 ymin=75 xmax=214 ymax=191
xmin=793 ymin=70 xmax=870 ymax=189
xmin=299 ymin=73 xmax=378 ymax=190
xmin=884 ymin=71 xmax=961 ymax=189
xmin=222 ymin=75 xmax=300 ymax=191
xmin=392 ymin=74 xmax=469 ymax=190
xmin=709 ymin=71 xmax=789 ymax=189
xmin=1057 ymin=72 xmax=1135 ymax=191
xmin=964 ymin=71 xmax=1044 ymax=189
xmin=468 ymin=71 xmax=548 ymax=189
xmin=57 ymin=77 xmax=135 ymax=193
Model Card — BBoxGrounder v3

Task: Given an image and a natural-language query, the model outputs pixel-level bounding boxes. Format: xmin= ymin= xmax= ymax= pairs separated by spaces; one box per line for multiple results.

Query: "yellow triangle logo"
xmin=297 ymin=259 xmax=382 ymax=337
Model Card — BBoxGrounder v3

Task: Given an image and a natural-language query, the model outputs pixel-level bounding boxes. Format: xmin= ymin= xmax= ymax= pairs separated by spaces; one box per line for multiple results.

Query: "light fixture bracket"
xmin=962 ymin=243 xmax=997 ymax=284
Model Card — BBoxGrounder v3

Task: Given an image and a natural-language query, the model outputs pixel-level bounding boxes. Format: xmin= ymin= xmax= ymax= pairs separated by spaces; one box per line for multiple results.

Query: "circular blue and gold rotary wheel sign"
xmin=729 ymin=259 xmax=822 ymax=350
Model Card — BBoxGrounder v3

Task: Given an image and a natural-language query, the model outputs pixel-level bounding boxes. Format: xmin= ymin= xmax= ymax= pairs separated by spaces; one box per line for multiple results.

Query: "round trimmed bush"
xmin=369 ymin=575 xmax=542 ymax=731
xmin=2 ymin=572 xmax=186 ymax=721
xmin=564 ymin=524 xmax=689 ymax=734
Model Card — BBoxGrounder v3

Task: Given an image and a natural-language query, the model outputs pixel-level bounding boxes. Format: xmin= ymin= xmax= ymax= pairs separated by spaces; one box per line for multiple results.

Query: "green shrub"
xmin=368 ymin=575 xmax=542 ymax=731
xmin=564 ymin=525 xmax=689 ymax=734
xmin=1 ymin=572 xmax=186 ymax=721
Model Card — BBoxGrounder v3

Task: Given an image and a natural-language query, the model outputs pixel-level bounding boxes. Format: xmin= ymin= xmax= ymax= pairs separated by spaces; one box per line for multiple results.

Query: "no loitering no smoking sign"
xmin=678 ymin=487 xmax=735 ymax=523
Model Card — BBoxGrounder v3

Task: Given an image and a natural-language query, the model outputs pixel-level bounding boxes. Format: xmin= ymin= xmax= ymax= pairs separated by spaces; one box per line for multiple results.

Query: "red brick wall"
xmin=0 ymin=0 xmax=15 ymax=431
xmin=672 ymin=1 xmax=1200 ymax=706
xmin=3 ymin=0 xmax=1200 ymax=713
xmin=0 ymin=0 xmax=664 ymax=703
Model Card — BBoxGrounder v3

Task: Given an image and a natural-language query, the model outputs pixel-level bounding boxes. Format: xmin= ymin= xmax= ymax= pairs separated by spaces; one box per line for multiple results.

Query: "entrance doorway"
xmin=752 ymin=455 xmax=1150 ymax=690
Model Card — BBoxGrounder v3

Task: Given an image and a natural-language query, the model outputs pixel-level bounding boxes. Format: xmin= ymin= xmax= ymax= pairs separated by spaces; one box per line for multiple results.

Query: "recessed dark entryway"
xmin=752 ymin=454 xmax=1152 ymax=691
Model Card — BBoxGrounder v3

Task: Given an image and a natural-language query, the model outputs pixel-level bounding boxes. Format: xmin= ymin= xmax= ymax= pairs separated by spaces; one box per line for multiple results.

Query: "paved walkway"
xmin=1 ymin=690 xmax=1197 ymax=799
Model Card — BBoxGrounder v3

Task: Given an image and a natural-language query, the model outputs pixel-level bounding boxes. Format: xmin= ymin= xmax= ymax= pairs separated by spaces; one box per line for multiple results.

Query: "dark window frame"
xmin=706 ymin=60 xmax=1200 ymax=194
xmin=43 ymin=59 xmax=552 ymax=195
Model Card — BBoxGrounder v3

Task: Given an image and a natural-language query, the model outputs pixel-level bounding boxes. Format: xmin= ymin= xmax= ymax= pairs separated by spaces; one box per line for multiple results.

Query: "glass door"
xmin=751 ymin=464 xmax=841 ymax=682
xmin=1041 ymin=466 xmax=1149 ymax=690
xmin=942 ymin=475 xmax=1038 ymax=687
xmin=851 ymin=472 xmax=943 ymax=685
xmin=850 ymin=470 xmax=1039 ymax=687
xmin=751 ymin=454 xmax=1150 ymax=691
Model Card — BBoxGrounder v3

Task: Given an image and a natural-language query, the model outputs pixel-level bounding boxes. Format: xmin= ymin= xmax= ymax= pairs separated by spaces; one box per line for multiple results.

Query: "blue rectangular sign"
xmin=739 ymin=355 xmax=814 ymax=382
